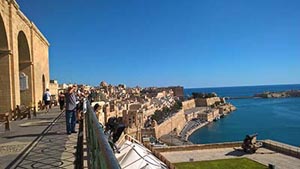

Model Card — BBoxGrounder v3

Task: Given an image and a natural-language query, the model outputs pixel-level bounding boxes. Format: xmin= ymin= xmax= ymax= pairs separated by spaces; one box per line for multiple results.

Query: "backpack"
xmin=43 ymin=93 xmax=47 ymax=101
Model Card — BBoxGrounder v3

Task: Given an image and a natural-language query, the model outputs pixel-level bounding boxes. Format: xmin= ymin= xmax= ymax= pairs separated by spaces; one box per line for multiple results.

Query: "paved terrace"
xmin=158 ymin=142 xmax=300 ymax=169
xmin=0 ymin=108 xmax=79 ymax=169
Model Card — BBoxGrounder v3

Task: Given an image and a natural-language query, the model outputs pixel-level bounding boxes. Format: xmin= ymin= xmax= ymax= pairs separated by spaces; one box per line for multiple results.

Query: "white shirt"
xmin=45 ymin=91 xmax=51 ymax=101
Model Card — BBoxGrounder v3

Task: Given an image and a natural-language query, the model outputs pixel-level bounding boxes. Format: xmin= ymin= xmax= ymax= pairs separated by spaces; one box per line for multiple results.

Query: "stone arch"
xmin=0 ymin=13 xmax=8 ymax=50
xmin=42 ymin=74 xmax=46 ymax=94
xmin=18 ymin=31 xmax=33 ymax=106
xmin=0 ymin=13 xmax=11 ymax=112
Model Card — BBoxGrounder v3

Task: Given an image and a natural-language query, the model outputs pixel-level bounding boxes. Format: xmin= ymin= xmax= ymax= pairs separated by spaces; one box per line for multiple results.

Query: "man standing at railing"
xmin=65 ymin=85 xmax=77 ymax=135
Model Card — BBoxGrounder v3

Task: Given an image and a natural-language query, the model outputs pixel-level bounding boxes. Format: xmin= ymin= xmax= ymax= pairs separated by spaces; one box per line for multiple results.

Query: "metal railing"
xmin=85 ymin=101 xmax=121 ymax=169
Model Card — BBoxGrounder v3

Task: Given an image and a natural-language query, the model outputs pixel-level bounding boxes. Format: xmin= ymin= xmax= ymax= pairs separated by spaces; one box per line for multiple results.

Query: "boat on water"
xmin=213 ymin=116 xmax=221 ymax=122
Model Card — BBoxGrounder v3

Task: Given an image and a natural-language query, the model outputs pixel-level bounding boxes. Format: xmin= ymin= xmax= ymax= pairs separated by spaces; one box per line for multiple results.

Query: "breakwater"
xmin=225 ymin=96 xmax=257 ymax=100
xmin=254 ymin=90 xmax=300 ymax=98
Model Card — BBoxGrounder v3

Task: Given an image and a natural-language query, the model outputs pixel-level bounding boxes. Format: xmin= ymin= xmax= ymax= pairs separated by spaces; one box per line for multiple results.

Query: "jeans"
xmin=59 ymin=101 xmax=64 ymax=111
xmin=65 ymin=109 xmax=76 ymax=133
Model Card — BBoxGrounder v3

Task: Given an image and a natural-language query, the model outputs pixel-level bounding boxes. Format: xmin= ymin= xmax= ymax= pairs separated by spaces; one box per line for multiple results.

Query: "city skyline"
xmin=17 ymin=0 xmax=300 ymax=88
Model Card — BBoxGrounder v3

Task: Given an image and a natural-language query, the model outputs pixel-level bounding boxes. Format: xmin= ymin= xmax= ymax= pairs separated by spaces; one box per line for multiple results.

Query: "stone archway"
xmin=0 ymin=13 xmax=11 ymax=113
xmin=42 ymin=74 xmax=46 ymax=95
xmin=18 ymin=31 xmax=33 ymax=106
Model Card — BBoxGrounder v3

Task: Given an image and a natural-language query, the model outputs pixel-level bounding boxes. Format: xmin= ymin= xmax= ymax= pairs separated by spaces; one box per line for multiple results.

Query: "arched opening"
xmin=18 ymin=31 xmax=32 ymax=106
xmin=0 ymin=13 xmax=11 ymax=113
xmin=42 ymin=74 xmax=46 ymax=94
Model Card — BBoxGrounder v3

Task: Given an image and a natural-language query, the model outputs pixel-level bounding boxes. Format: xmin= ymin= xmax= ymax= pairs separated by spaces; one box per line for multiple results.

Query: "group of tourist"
xmin=64 ymin=85 xmax=91 ymax=134
xmin=43 ymin=85 xmax=92 ymax=135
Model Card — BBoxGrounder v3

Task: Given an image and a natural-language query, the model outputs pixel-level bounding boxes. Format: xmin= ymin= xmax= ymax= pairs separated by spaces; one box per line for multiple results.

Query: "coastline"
xmin=159 ymin=122 xmax=209 ymax=146
xmin=185 ymin=122 xmax=209 ymax=141
xmin=157 ymin=101 xmax=237 ymax=146
xmin=155 ymin=86 xmax=300 ymax=145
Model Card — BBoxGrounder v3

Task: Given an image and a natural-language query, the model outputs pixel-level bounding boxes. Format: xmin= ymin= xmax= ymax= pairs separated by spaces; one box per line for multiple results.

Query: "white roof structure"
xmin=115 ymin=140 xmax=168 ymax=169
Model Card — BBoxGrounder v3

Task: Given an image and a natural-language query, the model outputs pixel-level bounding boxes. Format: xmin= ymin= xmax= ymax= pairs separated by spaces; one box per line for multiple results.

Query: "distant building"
xmin=198 ymin=109 xmax=219 ymax=122
xmin=182 ymin=99 xmax=196 ymax=110
xmin=49 ymin=80 xmax=59 ymax=101
xmin=168 ymin=86 xmax=184 ymax=100
xmin=59 ymin=83 xmax=69 ymax=90
xmin=184 ymin=107 xmax=206 ymax=121
xmin=195 ymin=97 xmax=221 ymax=107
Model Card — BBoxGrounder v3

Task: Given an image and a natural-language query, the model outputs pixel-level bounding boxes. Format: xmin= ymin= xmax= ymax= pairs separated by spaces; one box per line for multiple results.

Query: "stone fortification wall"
xmin=219 ymin=103 xmax=236 ymax=114
xmin=263 ymin=140 xmax=300 ymax=159
xmin=155 ymin=109 xmax=186 ymax=138
xmin=154 ymin=141 xmax=243 ymax=152
xmin=182 ymin=97 xmax=222 ymax=110
xmin=182 ymin=99 xmax=195 ymax=110
xmin=195 ymin=97 xmax=221 ymax=107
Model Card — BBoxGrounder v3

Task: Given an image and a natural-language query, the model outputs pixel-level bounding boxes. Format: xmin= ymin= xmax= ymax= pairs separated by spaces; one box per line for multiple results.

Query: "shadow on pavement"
xmin=6 ymin=112 xmax=79 ymax=169
xmin=3 ymin=131 xmax=67 ymax=139
xmin=225 ymin=148 xmax=247 ymax=157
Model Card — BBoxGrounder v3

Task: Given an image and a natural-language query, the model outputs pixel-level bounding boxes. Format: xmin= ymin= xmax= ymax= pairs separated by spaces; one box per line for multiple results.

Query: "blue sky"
xmin=17 ymin=0 xmax=300 ymax=88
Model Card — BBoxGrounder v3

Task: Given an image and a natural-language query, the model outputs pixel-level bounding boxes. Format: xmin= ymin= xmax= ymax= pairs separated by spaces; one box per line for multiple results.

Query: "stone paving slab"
xmin=14 ymin=112 xmax=79 ymax=169
xmin=0 ymin=107 xmax=79 ymax=169
xmin=161 ymin=147 xmax=300 ymax=169
xmin=0 ymin=108 xmax=62 ymax=168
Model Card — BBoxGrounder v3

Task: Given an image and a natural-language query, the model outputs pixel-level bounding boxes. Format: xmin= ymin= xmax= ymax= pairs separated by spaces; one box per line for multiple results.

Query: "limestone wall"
xmin=155 ymin=109 xmax=186 ymax=138
xmin=182 ymin=99 xmax=195 ymax=110
xmin=262 ymin=140 xmax=300 ymax=159
xmin=154 ymin=141 xmax=243 ymax=152
xmin=195 ymin=97 xmax=221 ymax=106
xmin=0 ymin=1 xmax=14 ymax=113
xmin=219 ymin=103 xmax=236 ymax=114
xmin=32 ymin=28 xmax=49 ymax=105
xmin=0 ymin=0 xmax=49 ymax=114
xmin=49 ymin=82 xmax=58 ymax=100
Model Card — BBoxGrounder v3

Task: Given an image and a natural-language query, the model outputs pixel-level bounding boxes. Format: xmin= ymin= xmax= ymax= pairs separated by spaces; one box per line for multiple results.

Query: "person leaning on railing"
xmin=76 ymin=87 xmax=89 ymax=122
xmin=65 ymin=85 xmax=78 ymax=135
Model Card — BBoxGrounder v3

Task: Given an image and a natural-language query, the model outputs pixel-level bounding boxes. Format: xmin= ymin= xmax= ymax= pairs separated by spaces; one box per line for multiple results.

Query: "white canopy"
xmin=116 ymin=140 xmax=168 ymax=169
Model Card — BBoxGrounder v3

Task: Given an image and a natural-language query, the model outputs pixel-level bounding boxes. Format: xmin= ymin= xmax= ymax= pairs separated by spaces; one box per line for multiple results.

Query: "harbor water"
xmin=186 ymin=84 xmax=300 ymax=147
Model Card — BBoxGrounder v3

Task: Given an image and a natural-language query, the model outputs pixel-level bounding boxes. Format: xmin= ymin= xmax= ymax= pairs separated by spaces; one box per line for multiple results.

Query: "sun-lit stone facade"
xmin=0 ymin=0 xmax=49 ymax=116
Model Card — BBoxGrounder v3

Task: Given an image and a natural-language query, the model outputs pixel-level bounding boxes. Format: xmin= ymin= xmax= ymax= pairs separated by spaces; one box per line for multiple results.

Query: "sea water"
xmin=186 ymin=84 xmax=300 ymax=147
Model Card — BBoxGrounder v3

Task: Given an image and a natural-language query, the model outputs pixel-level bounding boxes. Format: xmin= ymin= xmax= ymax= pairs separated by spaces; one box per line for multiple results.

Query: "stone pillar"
xmin=0 ymin=52 xmax=13 ymax=113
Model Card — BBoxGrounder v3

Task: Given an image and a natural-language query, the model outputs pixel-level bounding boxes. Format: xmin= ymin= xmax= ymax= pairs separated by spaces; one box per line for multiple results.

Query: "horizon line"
xmin=185 ymin=83 xmax=300 ymax=89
